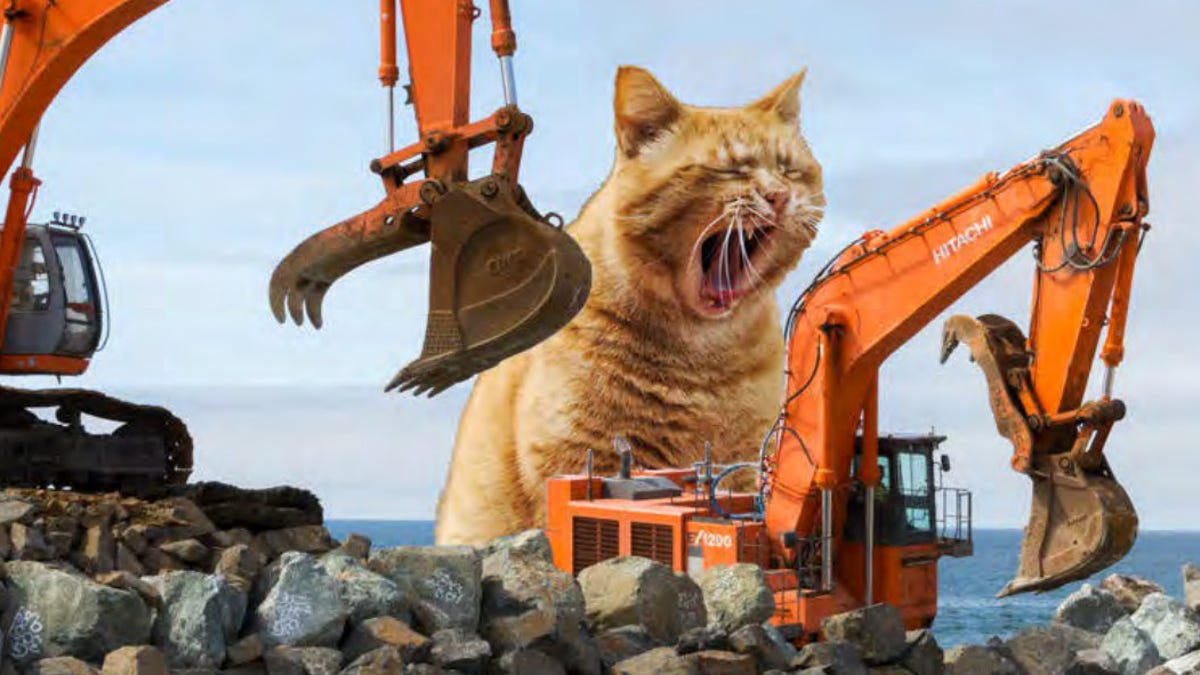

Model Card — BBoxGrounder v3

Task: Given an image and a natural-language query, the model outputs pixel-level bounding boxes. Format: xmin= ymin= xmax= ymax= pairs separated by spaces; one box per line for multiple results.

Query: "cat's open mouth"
xmin=692 ymin=225 xmax=775 ymax=316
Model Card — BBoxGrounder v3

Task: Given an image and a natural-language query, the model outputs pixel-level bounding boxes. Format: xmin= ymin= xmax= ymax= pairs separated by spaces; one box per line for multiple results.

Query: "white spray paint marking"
xmin=7 ymin=607 xmax=44 ymax=660
xmin=269 ymin=591 xmax=314 ymax=642
xmin=422 ymin=569 xmax=466 ymax=607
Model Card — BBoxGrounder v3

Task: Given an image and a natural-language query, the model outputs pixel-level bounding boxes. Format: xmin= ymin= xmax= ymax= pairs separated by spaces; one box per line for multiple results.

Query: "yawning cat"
xmin=436 ymin=66 xmax=825 ymax=545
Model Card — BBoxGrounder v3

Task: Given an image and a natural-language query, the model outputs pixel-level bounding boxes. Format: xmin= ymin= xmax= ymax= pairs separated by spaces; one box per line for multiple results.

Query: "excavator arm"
xmin=764 ymin=100 xmax=1153 ymax=595
xmin=0 ymin=0 xmax=591 ymax=395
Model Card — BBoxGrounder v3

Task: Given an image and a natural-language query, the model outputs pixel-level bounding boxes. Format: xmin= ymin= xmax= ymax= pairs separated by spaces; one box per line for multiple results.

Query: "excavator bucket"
xmin=270 ymin=176 xmax=591 ymax=397
xmin=941 ymin=314 xmax=1138 ymax=597
xmin=386 ymin=177 xmax=591 ymax=396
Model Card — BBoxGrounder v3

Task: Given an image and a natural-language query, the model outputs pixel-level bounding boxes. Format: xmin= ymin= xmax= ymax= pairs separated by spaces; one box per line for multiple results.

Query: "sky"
xmin=10 ymin=1 xmax=1200 ymax=528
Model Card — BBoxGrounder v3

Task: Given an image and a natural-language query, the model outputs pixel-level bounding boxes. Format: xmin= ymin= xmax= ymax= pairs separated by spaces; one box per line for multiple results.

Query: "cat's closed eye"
xmin=708 ymin=165 xmax=747 ymax=177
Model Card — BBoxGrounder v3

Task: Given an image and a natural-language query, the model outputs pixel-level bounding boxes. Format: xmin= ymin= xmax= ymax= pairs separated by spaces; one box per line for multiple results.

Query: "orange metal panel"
xmin=0 ymin=353 xmax=89 ymax=376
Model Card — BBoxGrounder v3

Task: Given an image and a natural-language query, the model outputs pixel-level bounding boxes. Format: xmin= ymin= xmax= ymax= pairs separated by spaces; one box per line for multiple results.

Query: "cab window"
xmin=11 ymin=239 xmax=50 ymax=312
xmin=897 ymin=450 xmax=933 ymax=532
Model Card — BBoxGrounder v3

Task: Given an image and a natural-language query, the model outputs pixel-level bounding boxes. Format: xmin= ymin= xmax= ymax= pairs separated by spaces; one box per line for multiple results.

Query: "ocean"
xmin=326 ymin=521 xmax=1200 ymax=647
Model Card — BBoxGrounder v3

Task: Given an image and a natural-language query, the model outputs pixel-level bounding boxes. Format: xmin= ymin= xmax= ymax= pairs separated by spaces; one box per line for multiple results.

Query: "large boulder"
xmin=902 ymin=629 xmax=944 ymax=675
xmin=943 ymin=644 xmax=1020 ymax=675
xmin=1157 ymin=650 xmax=1200 ymax=674
xmin=429 ymin=628 xmax=491 ymax=674
xmin=577 ymin=557 xmax=705 ymax=644
xmin=1102 ymin=616 xmax=1163 ymax=675
xmin=596 ymin=625 xmax=660 ymax=669
xmin=479 ymin=529 xmax=554 ymax=564
xmin=26 ymin=657 xmax=97 ymax=675
xmin=141 ymin=570 xmax=246 ymax=669
xmin=99 ymin=646 xmax=168 ymax=675
xmin=368 ymin=546 xmax=482 ymax=634
xmin=697 ymin=564 xmax=775 ymax=633
xmin=318 ymin=552 xmax=411 ymax=627
xmin=820 ymin=604 xmax=907 ymax=665
xmin=262 ymin=645 xmax=342 ymax=675
xmin=1056 ymin=583 xmax=1129 ymax=635
xmin=491 ymin=648 xmax=567 ymax=675
xmin=174 ymin=482 xmax=323 ymax=531
xmin=1131 ymin=593 xmax=1200 ymax=660
xmin=255 ymin=526 xmax=336 ymax=560
xmin=1185 ymin=565 xmax=1200 ymax=615
xmin=727 ymin=623 xmax=794 ymax=672
xmin=1070 ymin=647 xmax=1119 ymax=674
xmin=339 ymin=616 xmax=430 ymax=664
xmin=1102 ymin=574 xmax=1166 ymax=614
xmin=1005 ymin=623 xmax=1101 ymax=675
xmin=1 ymin=561 xmax=151 ymax=666
xmin=610 ymin=646 xmax=696 ymax=675
xmin=675 ymin=626 xmax=729 ymax=655
xmin=252 ymin=551 xmax=348 ymax=648
xmin=794 ymin=641 xmax=868 ymax=674
xmin=337 ymin=646 xmax=405 ymax=675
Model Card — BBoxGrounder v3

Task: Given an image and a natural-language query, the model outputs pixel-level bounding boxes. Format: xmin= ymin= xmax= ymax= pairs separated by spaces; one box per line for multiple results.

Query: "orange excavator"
xmin=545 ymin=101 xmax=1152 ymax=640
xmin=0 ymin=0 xmax=589 ymax=490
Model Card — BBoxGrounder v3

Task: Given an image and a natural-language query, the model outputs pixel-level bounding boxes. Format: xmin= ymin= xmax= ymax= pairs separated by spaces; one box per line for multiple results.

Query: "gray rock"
xmin=943 ymin=644 xmax=1020 ymax=675
xmin=142 ymin=571 xmax=246 ymax=669
xmin=99 ymin=645 xmax=169 ymax=675
xmin=11 ymin=523 xmax=52 ymax=561
xmin=598 ymin=625 xmax=660 ymax=668
xmin=479 ymin=529 xmax=554 ymax=565
xmin=0 ymin=560 xmax=151 ymax=665
xmin=820 ymin=604 xmax=907 ymax=665
xmin=1057 ymin=583 xmax=1129 ymax=635
xmin=697 ymin=564 xmax=775 ymax=633
xmin=727 ymin=623 xmax=793 ymax=671
xmin=490 ymin=649 xmax=566 ymax=675
xmin=263 ymin=646 xmax=342 ymax=675
xmin=794 ymin=641 xmax=868 ymax=675
xmin=479 ymin=543 xmax=586 ymax=655
xmin=27 ymin=657 xmax=98 ymax=675
xmin=1132 ymin=593 xmax=1200 ymax=660
xmin=255 ymin=526 xmax=336 ymax=560
xmin=318 ymin=551 xmax=411 ymax=627
xmin=160 ymin=538 xmax=210 ymax=564
xmin=430 ymin=628 xmax=491 ymax=674
xmin=1103 ymin=616 xmax=1163 ymax=675
xmin=0 ymin=499 xmax=34 ymax=525
xmin=687 ymin=650 xmax=757 ymax=674
xmin=1159 ymin=650 xmax=1200 ymax=674
xmin=339 ymin=616 xmax=430 ymax=664
xmin=369 ymin=546 xmax=482 ymax=634
xmin=337 ymin=646 xmax=404 ymax=675
xmin=610 ymin=646 xmax=697 ymax=675
xmin=226 ymin=634 xmax=266 ymax=667
xmin=1102 ymin=574 xmax=1167 ymax=614
xmin=674 ymin=626 xmax=728 ymax=655
xmin=215 ymin=545 xmax=266 ymax=594
xmin=1006 ymin=623 xmax=1101 ymax=675
xmin=252 ymin=551 xmax=348 ymax=648
xmin=902 ymin=629 xmax=943 ymax=675
xmin=337 ymin=534 xmax=371 ymax=561
xmin=577 ymin=557 xmax=705 ymax=644
xmin=1186 ymin=565 xmax=1200 ymax=615
xmin=1067 ymin=648 xmax=1119 ymax=674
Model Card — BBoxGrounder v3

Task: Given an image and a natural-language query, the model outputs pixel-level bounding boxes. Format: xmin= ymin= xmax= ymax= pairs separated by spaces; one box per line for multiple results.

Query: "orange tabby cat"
xmin=436 ymin=66 xmax=825 ymax=545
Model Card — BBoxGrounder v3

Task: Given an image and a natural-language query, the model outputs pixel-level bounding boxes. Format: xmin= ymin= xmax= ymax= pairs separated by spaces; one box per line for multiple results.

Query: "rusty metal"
xmin=385 ymin=175 xmax=591 ymax=396
xmin=942 ymin=313 xmax=1138 ymax=597
xmin=0 ymin=384 xmax=192 ymax=492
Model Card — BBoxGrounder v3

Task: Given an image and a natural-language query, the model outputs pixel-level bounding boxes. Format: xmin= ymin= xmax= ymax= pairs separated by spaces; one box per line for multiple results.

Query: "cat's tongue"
xmin=703 ymin=244 xmax=745 ymax=308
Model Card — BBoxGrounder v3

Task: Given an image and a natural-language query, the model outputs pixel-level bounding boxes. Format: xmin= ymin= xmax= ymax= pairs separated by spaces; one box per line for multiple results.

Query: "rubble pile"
xmin=0 ymin=485 xmax=1198 ymax=674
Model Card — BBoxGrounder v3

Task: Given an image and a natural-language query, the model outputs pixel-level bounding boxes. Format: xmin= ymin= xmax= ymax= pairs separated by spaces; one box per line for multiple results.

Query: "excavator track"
xmin=0 ymin=385 xmax=192 ymax=493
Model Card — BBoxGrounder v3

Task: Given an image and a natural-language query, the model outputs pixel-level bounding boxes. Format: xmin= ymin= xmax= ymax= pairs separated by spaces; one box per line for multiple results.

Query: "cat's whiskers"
xmin=734 ymin=209 xmax=767 ymax=289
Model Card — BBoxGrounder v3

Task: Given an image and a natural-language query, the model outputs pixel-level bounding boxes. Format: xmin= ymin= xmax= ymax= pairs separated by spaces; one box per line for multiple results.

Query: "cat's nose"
xmin=764 ymin=191 xmax=790 ymax=217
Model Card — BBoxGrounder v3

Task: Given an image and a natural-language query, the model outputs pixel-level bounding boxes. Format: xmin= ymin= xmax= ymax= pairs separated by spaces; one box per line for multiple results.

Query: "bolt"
xmin=480 ymin=179 xmax=500 ymax=199
xmin=1119 ymin=203 xmax=1134 ymax=217
xmin=495 ymin=109 xmax=512 ymax=130
xmin=1113 ymin=103 xmax=1125 ymax=118
xmin=419 ymin=180 xmax=446 ymax=205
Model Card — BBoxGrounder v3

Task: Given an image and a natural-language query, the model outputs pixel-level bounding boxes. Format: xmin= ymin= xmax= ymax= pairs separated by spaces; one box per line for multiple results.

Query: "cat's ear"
xmin=749 ymin=68 xmax=807 ymax=124
xmin=614 ymin=66 xmax=682 ymax=158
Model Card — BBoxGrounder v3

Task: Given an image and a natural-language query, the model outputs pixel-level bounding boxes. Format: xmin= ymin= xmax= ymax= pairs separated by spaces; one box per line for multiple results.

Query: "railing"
xmin=936 ymin=486 xmax=973 ymax=557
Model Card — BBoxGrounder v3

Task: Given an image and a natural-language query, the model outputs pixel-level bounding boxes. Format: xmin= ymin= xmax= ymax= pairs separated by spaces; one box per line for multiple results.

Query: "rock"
xmin=255 ymin=526 xmax=336 ymax=560
xmin=901 ymin=629 xmax=943 ymax=675
xmin=263 ymin=646 xmax=342 ymax=675
xmin=611 ymin=647 xmax=696 ymax=675
xmin=337 ymin=646 xmax=405 ymax=675
xmin=491 ymin=649 xmax=567 ymax=675
xmin=1132 ymin=593 xmax=1200 ymax=660
xmin=337 ymin=534 xmax=371 ymax=561
xmin=1157 ymin=650 xmax=1200 ymax=674
xmin=1 ymin=560 xmax=151 ymax=665
xmin=206 ymin=528 xmax=255 ymax=550
xmin=11 ymin=523 xmax=53 ymax=560
xmin=176 ymin=482 xmax=323 ymax=531
xmin=1103 ymin=616 xmax=1163 ymax=675
xmin=27 ymin=657 xmax=98 ymax=675
xmin=252 ymin=551 xmax=348 ymax=649
xmin=1186 ymin=565 xmax=1200 ymax=614
xmin=479 ymin=541 xmax=590 ymax=662
xmin=223 ymin=665 xmax=268 ymax=675
xmin=1056 ymin=583 xmax=1129 ymax=635
xmin=117 ymin=525 xmax=149 ymax=556
xmin=577 ymin=557 xmax=705 ymax=643
xmin=160 ymin=538 xmax=210 ymax=564
xmin=115 ymin=543 xmax=145 ymax=576
xmin=598 ymin=625 xmax=660 ymax=667
xmin=147 ymin=497 xmax=217 ymax=542
xmin=697 ymin=564 xmax=775 ymax=633
xmin=1005 ymin=623 xmax=1101 ymax=675
xmin=0 ymin=525 xmax=11 ymax=559
xmin=429 ymin=628 xmax=491 ymax=674
xmin=821 ymin=604 xmax=907 ymax=665
xmin=1102 ymin=574 xmax=1166 ymax=614
xmin=100 ymin=646 xmax=169 ymax=675
xmin=340 ymin=616 xmax=430 ymax=664
xmin=686 ymin=650 xmax=756 ymax=674
xmin=727 ymin=623 xmax=793 ymax=671
xmin=675 ymin=625 xmax=728 ymax=655
xmin=216 ymin=544 xmax=266 ymax=593
xmin=368 ymin=546 xmax=481 ymax=634
xmin=943 ymin=645 xmax=1020 ymax=675
xmin=794 ymin=641 xmax=869 ymax=675
xmin=226 ymin=634 xmax=266 ymax=667
xmin=0 ymin=499 xmax=35 ymax=525
xmin=93 ymin=571 xmax=162 ymax=609
xmin=142 ymin=570 xmax=246 ymax=669
xmin=318 ymin=552 xmax=410 ymax=627
xmin=479 ymin=529 xmax=554 ymax=565
xmin=1068 ymin=648 xmax=1119 ymax=674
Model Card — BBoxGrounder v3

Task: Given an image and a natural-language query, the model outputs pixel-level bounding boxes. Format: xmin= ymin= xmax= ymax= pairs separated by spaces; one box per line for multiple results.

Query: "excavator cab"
xmin=2 ymin=216 xmax=106 ymax=376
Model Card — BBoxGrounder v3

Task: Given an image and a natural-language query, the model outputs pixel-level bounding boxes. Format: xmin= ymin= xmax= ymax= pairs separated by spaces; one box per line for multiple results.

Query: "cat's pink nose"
xmin=764 ymin=191 xmax=790 ymax=216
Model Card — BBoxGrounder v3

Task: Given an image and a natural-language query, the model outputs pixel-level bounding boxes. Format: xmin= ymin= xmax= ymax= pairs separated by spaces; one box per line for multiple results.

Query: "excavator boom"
xmin=766 ymin=100 xmax=1153 ymax=596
